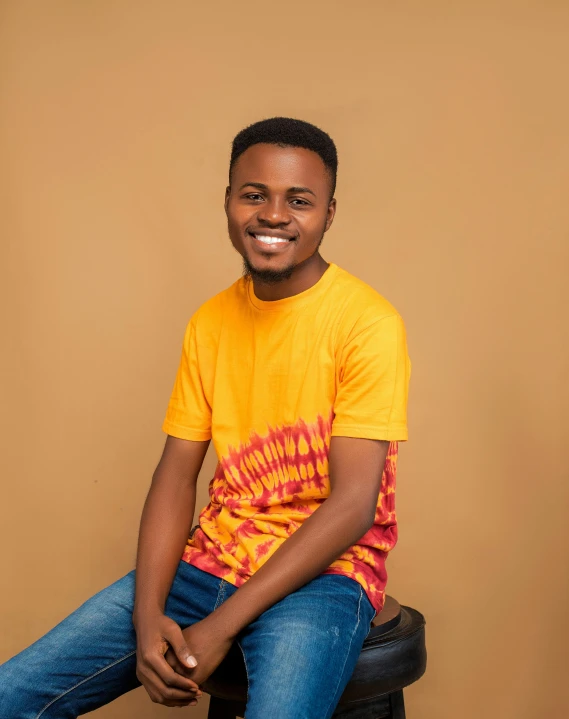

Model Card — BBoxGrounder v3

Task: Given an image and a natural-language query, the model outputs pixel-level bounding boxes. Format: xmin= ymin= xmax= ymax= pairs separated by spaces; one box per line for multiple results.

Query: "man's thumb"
xmin=164 ymin=620 xmax=198 ymax=668
xmin=176 ymin=641 xmax=197 ymax=668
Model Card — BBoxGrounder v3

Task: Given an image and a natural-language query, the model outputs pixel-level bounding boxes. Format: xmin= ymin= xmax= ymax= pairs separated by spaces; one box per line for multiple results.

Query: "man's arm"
xmin=196 ymin=436 xmax=389 ymax=641
xmin=133 ymin=435 xmax=208 ymax=620
xmin=132 ymin=435 xmax=209 ymax=707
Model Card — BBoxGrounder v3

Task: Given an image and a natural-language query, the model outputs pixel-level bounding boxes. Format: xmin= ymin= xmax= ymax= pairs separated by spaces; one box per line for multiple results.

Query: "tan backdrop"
xmin=1 ymin=2 xmax=568 ymax=717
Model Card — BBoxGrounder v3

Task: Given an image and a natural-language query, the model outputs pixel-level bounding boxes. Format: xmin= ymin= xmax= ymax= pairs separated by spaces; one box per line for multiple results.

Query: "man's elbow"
xmin=334 ymin=495 xmax=376 ymax=538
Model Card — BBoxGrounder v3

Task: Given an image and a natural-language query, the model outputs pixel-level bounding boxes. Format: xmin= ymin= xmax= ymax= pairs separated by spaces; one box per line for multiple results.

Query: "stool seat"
xmin=202 ymin=596 xmax=427 ymax=718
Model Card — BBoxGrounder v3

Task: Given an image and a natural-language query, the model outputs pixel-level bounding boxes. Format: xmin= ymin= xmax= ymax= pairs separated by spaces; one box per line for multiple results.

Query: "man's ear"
xmin=324 ymin=197 xmax=337 ymax=232
xmin=224 ymin=186 xmax=231 ymax=215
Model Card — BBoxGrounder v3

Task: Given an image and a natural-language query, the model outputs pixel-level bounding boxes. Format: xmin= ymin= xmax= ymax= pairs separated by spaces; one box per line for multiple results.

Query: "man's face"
xmin=225 ymin=143 xmax=336 ymax=283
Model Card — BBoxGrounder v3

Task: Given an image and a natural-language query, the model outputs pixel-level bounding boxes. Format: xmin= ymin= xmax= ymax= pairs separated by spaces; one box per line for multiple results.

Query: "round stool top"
xmin=368 ymin=595 xmax=401 ymax=637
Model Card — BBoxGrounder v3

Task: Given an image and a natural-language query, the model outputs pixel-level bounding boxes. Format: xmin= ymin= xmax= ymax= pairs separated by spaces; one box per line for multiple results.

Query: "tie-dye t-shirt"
xmin=162 ymin=262 xmax=410 ymax=613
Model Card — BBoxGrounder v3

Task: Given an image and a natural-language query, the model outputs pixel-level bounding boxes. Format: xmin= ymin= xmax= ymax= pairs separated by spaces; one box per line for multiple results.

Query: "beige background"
xmin=1 ymin=2 xmax=568 ymax=718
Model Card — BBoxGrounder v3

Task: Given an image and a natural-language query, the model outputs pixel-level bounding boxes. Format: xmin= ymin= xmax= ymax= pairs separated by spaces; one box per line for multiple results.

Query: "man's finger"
xmin=143 ymin=662 xmax=199 ymax=701
xmin=164 ymin=651 xmax=203 ymax=695
xmin=145 ymin=652 xmax=201 ymax=694
xmin=159 ymin=663 xmax=200 ymax=693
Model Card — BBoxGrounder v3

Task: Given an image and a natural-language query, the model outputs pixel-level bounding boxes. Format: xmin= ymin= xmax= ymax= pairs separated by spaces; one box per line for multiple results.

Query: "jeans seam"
xmin=322 ymin=586 xmax=363 ymax=719
xmin=213 ymin=579 xmax=227 ymax=611
xmin=35 ymin=649 xmax=137 ymax=719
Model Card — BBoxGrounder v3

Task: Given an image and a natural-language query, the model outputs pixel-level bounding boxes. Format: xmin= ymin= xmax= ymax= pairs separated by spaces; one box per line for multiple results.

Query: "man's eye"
xmin=291 ymin=198 xmax=309 ymax=206
xmin=245 ymin=193 xmax=263 ymax=201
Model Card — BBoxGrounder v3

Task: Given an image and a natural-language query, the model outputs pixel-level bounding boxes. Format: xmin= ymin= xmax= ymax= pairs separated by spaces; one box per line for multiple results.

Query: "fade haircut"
xmin=229 ymin=117 xmax=338 ymax=199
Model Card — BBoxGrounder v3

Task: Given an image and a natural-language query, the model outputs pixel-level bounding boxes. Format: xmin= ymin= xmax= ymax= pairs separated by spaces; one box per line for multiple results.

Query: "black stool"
xmin=203 ymin=596 xmax=426 ymax=718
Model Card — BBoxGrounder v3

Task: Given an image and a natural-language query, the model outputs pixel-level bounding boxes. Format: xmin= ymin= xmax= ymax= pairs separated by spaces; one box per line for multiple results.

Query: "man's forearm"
xmin=132 ymin=470 xmax=197 ymax=625
xmin=209 ymin=495 xmax=372 ymax=639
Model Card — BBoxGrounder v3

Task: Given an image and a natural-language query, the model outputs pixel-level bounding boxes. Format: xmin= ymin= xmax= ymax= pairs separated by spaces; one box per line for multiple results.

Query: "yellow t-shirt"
xmin=162 ymin=262 xmax=410 ymax=613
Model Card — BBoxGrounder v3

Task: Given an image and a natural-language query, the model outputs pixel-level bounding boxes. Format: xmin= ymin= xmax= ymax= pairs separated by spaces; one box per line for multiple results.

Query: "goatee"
xmin=241 ymin=256 xmax=296 ymax=285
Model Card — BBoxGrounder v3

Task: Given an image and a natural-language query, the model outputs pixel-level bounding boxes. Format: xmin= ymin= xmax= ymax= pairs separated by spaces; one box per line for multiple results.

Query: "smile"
xmin=248 ymin=232 xmax=296 ymax=254
xmin=255 ymin=235 xmax=290 ymax=246
xmin=248 ymin=232 xmax=295 ymax=246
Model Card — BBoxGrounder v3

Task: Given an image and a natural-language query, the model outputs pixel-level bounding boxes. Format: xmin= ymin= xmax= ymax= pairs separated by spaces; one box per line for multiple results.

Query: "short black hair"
xmin=229 ymin=117 xmax=338 ymax=198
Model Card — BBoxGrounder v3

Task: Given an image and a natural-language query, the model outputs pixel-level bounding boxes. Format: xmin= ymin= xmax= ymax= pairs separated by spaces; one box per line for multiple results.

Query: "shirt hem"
xmin=162 ymin=420 xmax=211 ymax=441
xmin=321 ymin=567 xmax=385 ymax=614
xmin=183 ymin=549 xmax=386 ymax=614
xmin=331 ymin=425 xmax=408 ymax=441
xmin=182 ymin=551 xmax=245 ymax=586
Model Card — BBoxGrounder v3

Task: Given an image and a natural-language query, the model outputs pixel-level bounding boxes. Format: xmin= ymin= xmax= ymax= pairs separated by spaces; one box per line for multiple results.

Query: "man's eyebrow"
xmin=238 ymin=182 xmax=317 ymax=197
xmin=288 ymin=186 xmax=316 ymax=197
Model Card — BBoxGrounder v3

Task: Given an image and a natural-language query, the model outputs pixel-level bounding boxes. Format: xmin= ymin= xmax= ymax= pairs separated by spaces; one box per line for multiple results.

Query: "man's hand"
xmin=164 ymin=615 xmax=235 ymax=688
xmin=134 ymin=610 xmax=203 ymax=708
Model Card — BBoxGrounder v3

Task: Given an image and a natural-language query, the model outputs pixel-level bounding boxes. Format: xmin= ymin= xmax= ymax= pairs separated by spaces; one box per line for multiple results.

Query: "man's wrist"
xmin=132 ymin=602 xmax=164 ymax=629
xmin=200 ymin=601 xmax=243 ymax=640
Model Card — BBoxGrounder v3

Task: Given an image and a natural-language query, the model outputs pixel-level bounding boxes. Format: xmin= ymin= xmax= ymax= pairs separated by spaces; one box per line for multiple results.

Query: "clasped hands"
xmin=135 ymin=611 xmax=236 ymax=708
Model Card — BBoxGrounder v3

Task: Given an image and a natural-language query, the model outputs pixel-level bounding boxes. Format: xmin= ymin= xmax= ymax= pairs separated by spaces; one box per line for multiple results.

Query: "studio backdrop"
xmin=1 ymin=2 xmax=568 ymax=718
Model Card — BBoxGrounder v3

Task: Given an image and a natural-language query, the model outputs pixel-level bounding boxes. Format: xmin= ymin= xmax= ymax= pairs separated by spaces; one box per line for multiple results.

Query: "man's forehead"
xmin=231 ymin=143 xmax=329 ymax=184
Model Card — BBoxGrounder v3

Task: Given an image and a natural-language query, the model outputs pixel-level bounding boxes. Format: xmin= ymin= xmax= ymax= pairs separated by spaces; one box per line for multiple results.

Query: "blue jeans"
xmin=0 ymin=561 xmax=376 ymax=718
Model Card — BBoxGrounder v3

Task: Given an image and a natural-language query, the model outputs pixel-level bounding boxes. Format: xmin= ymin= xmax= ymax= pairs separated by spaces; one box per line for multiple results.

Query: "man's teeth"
xmin=255 ymin=235 xmax=290 ymax=245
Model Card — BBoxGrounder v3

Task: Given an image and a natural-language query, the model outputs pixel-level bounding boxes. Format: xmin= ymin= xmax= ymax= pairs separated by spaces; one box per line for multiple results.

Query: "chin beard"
xmin=241 ymin=256 xmax=296 ymax=285
xmin=240 ymin=232 xmax=325 ymax=285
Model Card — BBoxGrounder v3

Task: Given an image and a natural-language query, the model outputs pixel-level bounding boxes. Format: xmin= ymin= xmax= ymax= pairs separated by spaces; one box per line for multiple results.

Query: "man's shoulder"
xmin=331 ymin=265 xmax=403 ymax=331
xmin=191 ymin=277 xmax=246 ymax=325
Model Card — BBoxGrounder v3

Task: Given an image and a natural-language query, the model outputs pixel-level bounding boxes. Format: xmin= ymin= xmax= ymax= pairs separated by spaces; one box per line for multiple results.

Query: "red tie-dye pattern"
xmin=182 ymin=412 xmax=399 ymax=613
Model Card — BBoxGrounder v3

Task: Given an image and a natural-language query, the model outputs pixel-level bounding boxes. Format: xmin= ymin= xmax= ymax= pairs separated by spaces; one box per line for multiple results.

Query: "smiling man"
xmin=0 ymin=118 xmax=411 ymax=719
xmin=227 ymin=138 xmax=335 ymax=290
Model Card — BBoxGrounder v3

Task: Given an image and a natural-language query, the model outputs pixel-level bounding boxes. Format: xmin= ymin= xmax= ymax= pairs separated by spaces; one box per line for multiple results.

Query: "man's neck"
xmin=251 ymin=254 xmax=329 ymax=302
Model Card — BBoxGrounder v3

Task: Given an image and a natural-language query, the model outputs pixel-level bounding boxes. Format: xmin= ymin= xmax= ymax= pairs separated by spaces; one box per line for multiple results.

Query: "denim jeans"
xmin=0 ymin=560 xmax=376 ymax=718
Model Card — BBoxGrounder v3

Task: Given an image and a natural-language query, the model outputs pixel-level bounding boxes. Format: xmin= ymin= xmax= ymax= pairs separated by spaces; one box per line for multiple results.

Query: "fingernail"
xmin=187 ymin=655 xmax=197 ymax=667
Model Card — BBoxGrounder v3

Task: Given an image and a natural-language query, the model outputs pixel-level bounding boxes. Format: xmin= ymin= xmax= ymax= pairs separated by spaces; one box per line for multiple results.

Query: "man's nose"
xmin=257 ymin=197 xmax=291 ymax=225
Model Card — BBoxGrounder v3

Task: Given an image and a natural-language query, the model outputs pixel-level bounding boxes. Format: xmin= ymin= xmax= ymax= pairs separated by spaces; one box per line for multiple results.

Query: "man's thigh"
xmin=236 ymin=574 xmax=375 ymax=719
xmin=0 ymin=561 xmax=221 ymax=718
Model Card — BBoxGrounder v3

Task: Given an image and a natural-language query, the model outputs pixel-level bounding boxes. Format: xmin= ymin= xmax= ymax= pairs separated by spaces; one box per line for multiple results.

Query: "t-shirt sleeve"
xmin=331 ymin=313 xmax=410 ymax=441
xmin=161 ymin=315 xmax=212 ymax=441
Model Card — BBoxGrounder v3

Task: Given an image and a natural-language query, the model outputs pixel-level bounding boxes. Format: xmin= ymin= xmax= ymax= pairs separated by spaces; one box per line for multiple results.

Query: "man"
xmin=0 ymin=117 xmax=410 ymax=718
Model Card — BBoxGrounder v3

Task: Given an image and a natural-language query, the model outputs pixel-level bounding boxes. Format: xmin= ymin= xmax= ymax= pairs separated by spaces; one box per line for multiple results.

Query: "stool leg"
xmin=389 ymin=690 xmax=406 ymax=719
xmin=207 ymin=694 xmax=241 ymax=719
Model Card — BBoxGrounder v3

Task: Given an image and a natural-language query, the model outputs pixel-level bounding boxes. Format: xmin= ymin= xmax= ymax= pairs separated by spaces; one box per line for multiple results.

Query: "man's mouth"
xmin=248 ymin=231 xmax=295 ymax=246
